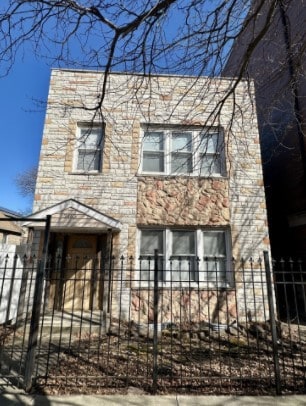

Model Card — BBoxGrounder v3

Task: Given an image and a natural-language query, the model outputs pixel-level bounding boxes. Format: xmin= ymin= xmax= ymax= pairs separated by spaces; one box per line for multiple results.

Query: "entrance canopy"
xmin=24 ymin=199 xmax=122 ymax=233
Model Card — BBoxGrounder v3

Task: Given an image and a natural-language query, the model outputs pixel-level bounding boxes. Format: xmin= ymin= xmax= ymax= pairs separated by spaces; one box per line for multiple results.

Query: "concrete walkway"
xmin=1 ymin=390 xmax=306 ymax=406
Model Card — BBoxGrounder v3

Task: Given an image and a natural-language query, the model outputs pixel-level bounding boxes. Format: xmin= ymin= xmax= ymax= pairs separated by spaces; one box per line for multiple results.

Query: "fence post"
xmin=5 ymin=254 xmax=18 ymax=323
xmin=263 ymin=250 xmax=281 ymax=396
xmin=24 ymin=215 xmax=51 ymax=392
xmin=152 ymin=249 xmax=159 ymax=393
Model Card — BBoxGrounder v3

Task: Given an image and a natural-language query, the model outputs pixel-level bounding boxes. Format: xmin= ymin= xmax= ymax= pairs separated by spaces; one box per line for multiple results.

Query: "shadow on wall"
xmin=231 ymin=177 xmax=269 ymax=259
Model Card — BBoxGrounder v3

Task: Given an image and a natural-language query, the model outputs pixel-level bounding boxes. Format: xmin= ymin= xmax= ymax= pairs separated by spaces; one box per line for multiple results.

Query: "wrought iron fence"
xmin=0 ymin=251 xmax=306 ymax=395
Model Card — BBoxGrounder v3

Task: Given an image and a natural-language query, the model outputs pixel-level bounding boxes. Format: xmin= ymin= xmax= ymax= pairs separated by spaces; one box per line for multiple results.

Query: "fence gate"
xmin=0 ymin=215 xmax=50 ymax=390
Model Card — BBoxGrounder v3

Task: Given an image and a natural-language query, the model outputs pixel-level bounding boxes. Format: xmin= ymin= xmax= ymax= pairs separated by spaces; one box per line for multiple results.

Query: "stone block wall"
xmin=34 ymin=69 xmax=270 ymax=322
xmin=137 ymin=177 xmax=229 ymax=226
xmin=130 ymin=288 xmax=238 ymax=325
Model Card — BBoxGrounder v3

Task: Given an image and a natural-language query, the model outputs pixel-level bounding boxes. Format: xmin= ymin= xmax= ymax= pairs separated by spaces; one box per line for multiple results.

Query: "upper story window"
xmin=141 ymin=126 xmax=225 ymax=176
xmin=75 ymin=125 xmax=104 ymax=172
xmin=138 ymin=228 xmax=231 ymax=286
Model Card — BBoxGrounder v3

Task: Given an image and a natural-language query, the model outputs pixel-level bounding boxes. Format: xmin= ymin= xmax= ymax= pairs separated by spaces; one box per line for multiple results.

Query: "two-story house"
xmin=25 ymin=69 xmax=270 ymax=323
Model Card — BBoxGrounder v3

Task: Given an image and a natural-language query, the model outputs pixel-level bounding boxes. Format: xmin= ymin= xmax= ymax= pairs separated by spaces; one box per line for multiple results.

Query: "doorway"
xmin=50 ymin=233 xmax=108 ymax=311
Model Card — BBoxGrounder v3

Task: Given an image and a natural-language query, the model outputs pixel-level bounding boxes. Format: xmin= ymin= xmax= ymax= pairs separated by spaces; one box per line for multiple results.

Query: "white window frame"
xmin=137 ymin=228 xmax=232 ymax=288
xmin=73 ymin=124 xmax=104 ymax=173
xmin=141 ymin=126 xmax=226 ymax=177
xmin=201 ymin=229 xmax=232 ymax=286
xmin=138 ymin=228 xmax=165 ymax=283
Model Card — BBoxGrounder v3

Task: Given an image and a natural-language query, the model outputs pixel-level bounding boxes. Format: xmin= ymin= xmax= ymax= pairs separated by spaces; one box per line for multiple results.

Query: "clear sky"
xmin=0 ymin=54 xmax=50 ymax=214
xmin=0 ymin=2 xmax=244 ymax=215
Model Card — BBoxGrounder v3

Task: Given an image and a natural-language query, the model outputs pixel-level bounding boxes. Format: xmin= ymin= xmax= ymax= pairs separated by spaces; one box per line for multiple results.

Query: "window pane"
xmin=204 ymin=231 xmax=226 ymax=256
xmin=77 ymin=127 xmax=103 ymax=172
xmin=172 ymin=231 xmax=195 ymax=255
xmin=139 ymin=257 xmax=164 ymax=282
xmin=171 ymin=231 xmax=196 ymax=281
xmin=73 ymin=239 xmax=93 ymax=249
xmin=200 ymin=155 xmax=221 ymax=175
xmin=204 ymin=258 xmax=226 ymax=282
xmin=143 ymin=132 xmax=164 ymax=151
xmin=199 ymin=132 xmax=219 ymax=153
xmin=80 ymin=128 xmax=102 ymax=148
xmin=77 ymin=151 xmax=100 ymax=171
xmin=140 ymin=230 xmax=164 ymax=282
xmin=171 ymin=153 xmax=192 ymax=173
xmin=143 ymin=152 xmax=164 ymax=172
xmin=171 ymin=257 xmax=197 ymax=282
xmin=140 ymin=230 xmax=163 ymax=255
xmin=172 ymin=132 xmax=192 ymax=152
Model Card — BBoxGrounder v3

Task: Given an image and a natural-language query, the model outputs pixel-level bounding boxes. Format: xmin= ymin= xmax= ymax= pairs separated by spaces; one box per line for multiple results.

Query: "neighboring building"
xmin=0 ymin=208 xmax=23 ymax=245
xmin=25 ymin=69 xmax=270 ymax=322
xmin=224 ymin=0 xmax=306 ymax=257
xmin=0 ymin=208 xmax=27 ymax=324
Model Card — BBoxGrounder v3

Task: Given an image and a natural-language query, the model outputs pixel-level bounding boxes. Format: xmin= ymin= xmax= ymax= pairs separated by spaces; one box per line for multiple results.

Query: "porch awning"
xmin=23 ymin=199 xmax=122 ymax=232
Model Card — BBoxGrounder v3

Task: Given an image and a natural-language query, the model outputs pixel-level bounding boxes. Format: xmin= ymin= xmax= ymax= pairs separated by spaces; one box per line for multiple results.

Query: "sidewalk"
xmin=1 ymin=391 xmax=306 ymax=406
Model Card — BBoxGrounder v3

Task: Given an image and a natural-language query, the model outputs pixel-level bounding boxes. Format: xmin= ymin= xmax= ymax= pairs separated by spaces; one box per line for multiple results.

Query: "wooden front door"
xmin=63 ymin=234 xmax=97 ymax=310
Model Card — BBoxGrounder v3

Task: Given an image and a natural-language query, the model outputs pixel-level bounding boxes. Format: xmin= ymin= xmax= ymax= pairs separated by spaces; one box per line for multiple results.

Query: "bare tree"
xmin=3 ymin=2 xmax=305 ymax=252
xmin=15 ymin=166 xmax=37 ymax=198
xmin=0 ymin=1 xmax=286 ymax=112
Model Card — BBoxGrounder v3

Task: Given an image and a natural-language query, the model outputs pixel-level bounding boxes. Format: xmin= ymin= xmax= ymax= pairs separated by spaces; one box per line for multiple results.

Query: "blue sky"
xmin=0 ymin=55 xmax=50 ymax=213
xmin=0 ymin=2 xmax=245 ymax=214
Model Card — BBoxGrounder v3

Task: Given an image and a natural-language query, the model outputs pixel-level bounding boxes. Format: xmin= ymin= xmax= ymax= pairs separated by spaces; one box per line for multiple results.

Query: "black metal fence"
xmin=1 ymin=251 xmax=306 ymax=395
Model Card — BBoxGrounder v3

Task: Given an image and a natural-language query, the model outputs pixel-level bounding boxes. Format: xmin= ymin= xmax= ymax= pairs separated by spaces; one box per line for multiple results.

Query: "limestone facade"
xmin=33 ymin=69 xmax=270 ymax=322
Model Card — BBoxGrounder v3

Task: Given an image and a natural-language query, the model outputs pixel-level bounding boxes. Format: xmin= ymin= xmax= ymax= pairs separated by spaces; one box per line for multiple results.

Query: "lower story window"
xmin=139 ymin=229 xmax=164 ymax=282
xmin=203 ymin=231 xmax=227 ymax=282
xmin=171 ymin=230 xmax=197 ymax=282
xmin=138 ymin=228 xmax=231 ymax=285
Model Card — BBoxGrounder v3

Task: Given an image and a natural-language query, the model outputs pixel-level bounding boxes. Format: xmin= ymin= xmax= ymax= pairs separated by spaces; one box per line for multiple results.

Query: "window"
xmin=141 ymin=127 xmax=225 ymax=176
xmin=171 ymin=231 xmax=197 ymax=282
xmin=75 ymin=125 xmax=103 ymax=172
xmin=138 ymin=228 xmax=231 ymax=285
xmin=199 ymin=131 xmax=222 ymax=176
xmin=171 ymin=132 xmax=193 ymax=173
xmin=142 ymin=131 xmax=164 ymax=172
xmin=139 ymin=230 xmax=164 ymax=282
xmin=72 ymin=238 xmax=93 ymax=249
xmin=203 ymin=231 xmax=227 ymax=283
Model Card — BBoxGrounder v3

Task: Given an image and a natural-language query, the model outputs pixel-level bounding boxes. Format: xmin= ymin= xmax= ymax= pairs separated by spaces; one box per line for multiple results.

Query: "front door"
xmin=63 ymin=234 xmax=97 ymax=310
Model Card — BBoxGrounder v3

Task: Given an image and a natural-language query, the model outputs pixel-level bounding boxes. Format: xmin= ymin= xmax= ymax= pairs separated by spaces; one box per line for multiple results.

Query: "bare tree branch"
xmin=15 ymin=166 xmax=37 ymax=198
xmin=0 ymin=0 xmax=299 ymax=152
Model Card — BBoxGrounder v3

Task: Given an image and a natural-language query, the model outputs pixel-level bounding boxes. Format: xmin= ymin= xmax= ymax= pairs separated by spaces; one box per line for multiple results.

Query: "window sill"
xmin=133 ymin=281 xmax=233 ymax=290
xmin=69 ymin=171 xmax=101 ymax=176
xmin=138 ymin=173 xmax=228 ymax=179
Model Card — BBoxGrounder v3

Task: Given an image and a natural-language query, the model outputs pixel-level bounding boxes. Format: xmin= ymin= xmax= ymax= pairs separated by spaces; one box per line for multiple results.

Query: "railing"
xmin=0 ymin=251 xmax=306 ymax=395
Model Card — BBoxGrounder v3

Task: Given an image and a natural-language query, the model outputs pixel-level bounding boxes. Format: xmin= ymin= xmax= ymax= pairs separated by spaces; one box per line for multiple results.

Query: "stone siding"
xmin=130 ymin=289 xmax=237 ymax=325
xmin=34 ymin=69 xmax=270 ymax=321
xmin=137 ymin=177 xmax=229 ymax=226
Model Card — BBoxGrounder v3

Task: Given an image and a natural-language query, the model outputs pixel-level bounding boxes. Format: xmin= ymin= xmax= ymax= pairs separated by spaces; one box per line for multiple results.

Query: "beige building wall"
xmin=35 ymin=70 xmax=268 ymax=256
xmin=33 ymin=69 xmax=270 ymax=321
